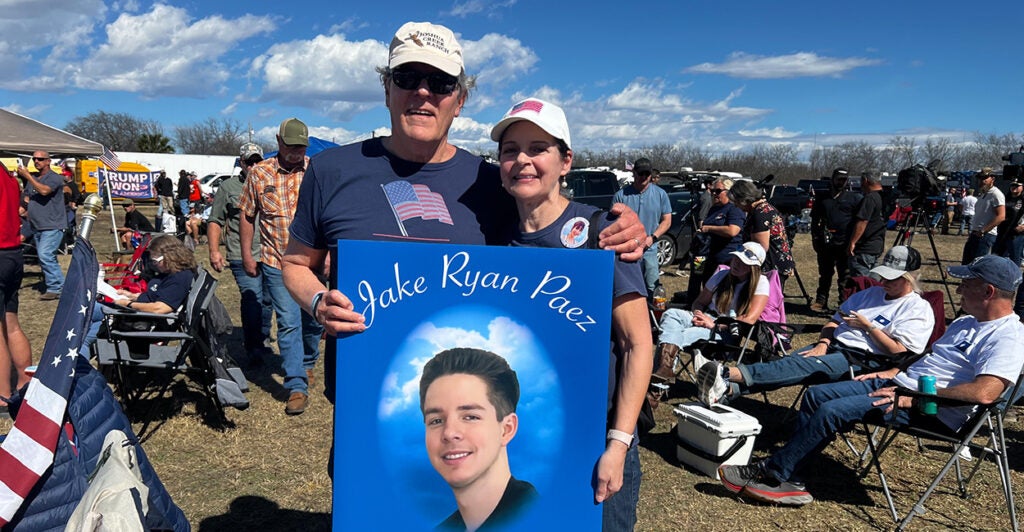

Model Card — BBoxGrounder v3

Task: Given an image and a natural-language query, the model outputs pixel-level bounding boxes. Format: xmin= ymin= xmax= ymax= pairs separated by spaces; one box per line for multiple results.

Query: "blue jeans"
xmin=962 ymin=232 xmax=996 ymax=264
xmin=34 ymin=229 xmax=65 ymax=293
xmin=737 ymin=350 xmax=851 ymax=395
xmin=178 ymin=199 xmax=190 ymax=216
xmin=642 ymin=247 xmax=660 ymax=293
xmin=229 ymin=260 xmax=272 ymax=353
xmin=83 ymin=302 xmax=108 ymax=352
xmin=959 ymin=215 xmax=972 ymax=235
xmin=658 ymin=308 xmax=713 ymax=349
xmin=764 ymin=378 xmax=909 ymax=482
xmin=602 ymin=438 xmax=641 ymax=531
xmin=262 ymin=264 xmax=323 ymax=394
xmin=847 ymin=252 xmax=878 ymax=278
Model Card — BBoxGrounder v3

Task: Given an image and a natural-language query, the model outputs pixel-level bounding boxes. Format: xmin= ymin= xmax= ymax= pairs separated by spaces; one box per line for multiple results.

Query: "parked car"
xmin=562 ymin=169 xmax=620 ymax=210
xmin=765 ymin=185 xmax=811 ymax=216
xmin=198 ymin=172 xmax=232 ymax=197
xmin=653 ymin=180 xmax=695 ymax=267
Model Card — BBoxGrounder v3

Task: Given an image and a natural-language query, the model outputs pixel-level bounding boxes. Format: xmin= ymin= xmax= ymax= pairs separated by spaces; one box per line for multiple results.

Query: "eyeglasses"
xmin=391 ymin=68 xmax=459 ymax=95
xmin=710 ymin=189 xmax=726 ymax=194
xmin=32 ymin=157 xmax=49 ymax=161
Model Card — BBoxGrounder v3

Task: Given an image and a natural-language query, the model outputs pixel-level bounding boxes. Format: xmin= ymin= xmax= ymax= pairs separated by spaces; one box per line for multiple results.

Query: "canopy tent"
xmin=264 ymin=136 xmax=340 ymax=159
xmin=0 ymin=108 xmax=103 ymax=157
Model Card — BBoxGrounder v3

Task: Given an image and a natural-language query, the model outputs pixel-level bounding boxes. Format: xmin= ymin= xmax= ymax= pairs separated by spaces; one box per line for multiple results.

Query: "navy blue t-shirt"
xmin=290 ymin=138 xmax=517 ymax=258
xmin=704 ymin=202 xmax=745 ymax=263
xmin=136 ymin=269 xmax=193 ymax=310
xmin=511 ymin=201 xmax=646 ymax=419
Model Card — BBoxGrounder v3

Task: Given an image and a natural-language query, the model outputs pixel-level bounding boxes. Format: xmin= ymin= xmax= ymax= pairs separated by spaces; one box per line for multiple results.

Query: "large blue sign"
xmin=333 ymin=240 xmax=614 ymax=530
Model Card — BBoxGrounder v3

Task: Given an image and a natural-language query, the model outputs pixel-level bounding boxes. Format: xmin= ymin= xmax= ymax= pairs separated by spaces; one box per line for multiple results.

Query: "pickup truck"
xmin=562 ymin=170 xmax=620 ymax=210
xmin=765 ymin=185 xmax=811 ymax=216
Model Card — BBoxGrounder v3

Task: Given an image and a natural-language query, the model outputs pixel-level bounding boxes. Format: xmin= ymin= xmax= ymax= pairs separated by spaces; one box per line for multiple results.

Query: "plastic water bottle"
xmin=918 ymin=375 xmax=938 ymax=415
xmin=653 ymin=285 xmax=667 ymax=311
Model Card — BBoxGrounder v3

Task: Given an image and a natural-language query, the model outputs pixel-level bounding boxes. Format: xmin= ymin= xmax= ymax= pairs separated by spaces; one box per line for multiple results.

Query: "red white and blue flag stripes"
xmin=99 ymin=146 xmax=121 ymax=170
xmin=0 ymin=240 xmax=98 ymax=526
xmin=382 ymin=180 xmax=454 ymax=236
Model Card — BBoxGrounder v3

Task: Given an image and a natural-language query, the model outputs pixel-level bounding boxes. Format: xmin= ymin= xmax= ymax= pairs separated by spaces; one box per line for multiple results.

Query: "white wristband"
xmin=606 ymin=429 xmax=633 ymax=447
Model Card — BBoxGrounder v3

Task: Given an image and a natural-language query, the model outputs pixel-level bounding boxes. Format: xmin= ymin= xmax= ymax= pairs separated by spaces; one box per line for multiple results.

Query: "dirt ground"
xmin=2 ymin=205 xmax=1021 ymax=531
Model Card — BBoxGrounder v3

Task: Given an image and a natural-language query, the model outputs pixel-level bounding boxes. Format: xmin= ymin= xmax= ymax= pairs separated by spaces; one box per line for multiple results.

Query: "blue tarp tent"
xmin=264 ymin=135 xmax=340 ymax=159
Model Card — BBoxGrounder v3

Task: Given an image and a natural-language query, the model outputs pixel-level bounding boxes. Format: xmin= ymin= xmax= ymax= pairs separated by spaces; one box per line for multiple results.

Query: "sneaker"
xmin=809 ymin=301 xmax=827 ymax=313
xmin=696 ymin=359 xmax=728 ymax=405
xmin=285 ymin=392 xmax=308 ymax=415
xmin=39 ymin=292 xmax=60 ymax=301
xmin=719 ymin=463 xmax=813 ymax=506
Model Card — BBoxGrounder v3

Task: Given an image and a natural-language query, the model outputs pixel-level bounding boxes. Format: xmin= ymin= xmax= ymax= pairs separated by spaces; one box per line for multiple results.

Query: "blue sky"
xmin=2 ymin=1 xmax=1021 ymax=157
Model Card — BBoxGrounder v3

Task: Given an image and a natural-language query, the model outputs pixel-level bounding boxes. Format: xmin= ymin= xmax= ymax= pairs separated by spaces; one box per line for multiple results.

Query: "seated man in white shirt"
xmin=717 ymin=254 xmax=1024 ymax=506
xmin=696 ymin=246 xmax=935 ymax=405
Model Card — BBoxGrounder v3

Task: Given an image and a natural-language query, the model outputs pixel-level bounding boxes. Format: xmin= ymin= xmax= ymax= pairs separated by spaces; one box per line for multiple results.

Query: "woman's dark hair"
xmin=729 ymin=180 xmax=763 ymax=209
xmin=419 ymin=347 xmax=520 ymax=420
xmin=147 ymin=235 xmax=196 ymax=274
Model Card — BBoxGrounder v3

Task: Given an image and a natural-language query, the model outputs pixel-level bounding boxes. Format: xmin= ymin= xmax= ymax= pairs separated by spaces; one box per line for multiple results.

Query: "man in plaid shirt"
xmin=239 ymin=117 xmax=324 ymax=415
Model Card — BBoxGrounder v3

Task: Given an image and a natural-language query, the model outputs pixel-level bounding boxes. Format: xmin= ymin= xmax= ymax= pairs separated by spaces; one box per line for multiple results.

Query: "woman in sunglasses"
xmin=490 ymin=98 xmax=652 ymax=531
xmin=697 ymin=177 xmax=745 ymax=288
xmin=82 ymin=235 xmax=197 ymax=353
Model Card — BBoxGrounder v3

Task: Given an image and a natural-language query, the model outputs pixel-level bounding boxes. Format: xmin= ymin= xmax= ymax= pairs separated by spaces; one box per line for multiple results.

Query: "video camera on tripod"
xmin=1002 ymin=146 xmax=1024 ymax=179
xmin=895 ymin=161 xmax=944 ymax=211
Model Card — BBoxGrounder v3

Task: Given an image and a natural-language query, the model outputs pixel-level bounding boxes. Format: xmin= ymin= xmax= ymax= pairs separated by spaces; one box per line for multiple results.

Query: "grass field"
xmin=2 ymin=207 xmax=1020 ymax=531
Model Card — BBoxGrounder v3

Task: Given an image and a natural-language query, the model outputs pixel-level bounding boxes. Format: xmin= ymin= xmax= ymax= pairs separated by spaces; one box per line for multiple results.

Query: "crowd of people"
xmin=1 ymin=18 xmax=1022 ymax=532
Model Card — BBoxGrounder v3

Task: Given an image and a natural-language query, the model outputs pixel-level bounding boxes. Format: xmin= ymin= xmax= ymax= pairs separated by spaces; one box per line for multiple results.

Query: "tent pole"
xmin=103 ymin=174 xmax=120 ymax=252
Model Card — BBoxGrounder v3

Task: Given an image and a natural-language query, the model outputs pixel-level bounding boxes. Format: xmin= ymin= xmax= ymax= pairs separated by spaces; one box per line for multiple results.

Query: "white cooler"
xmin=673 ymin=402 xmax=761 ymax=480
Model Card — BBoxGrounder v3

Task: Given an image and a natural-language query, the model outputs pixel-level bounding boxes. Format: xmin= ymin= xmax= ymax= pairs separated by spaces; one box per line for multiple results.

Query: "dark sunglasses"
xmin=391 ymin=69 xmax=459 ymax=95
xmin=710 ymin=189 xmax=726 ymax=194
xmin=32 ymin=157 xmax=49 ymax=161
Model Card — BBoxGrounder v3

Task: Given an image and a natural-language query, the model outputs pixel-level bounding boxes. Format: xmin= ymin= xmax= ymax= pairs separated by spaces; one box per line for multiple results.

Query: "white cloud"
xmin=738 ymin=127 xmax=801 ymax=139
xmin=448 ymin=0 xmax=517 ymax=18
xmin=328 ymin=17 xmax=369 ymax=35
xmin=249 ymin=34 xmax=387 ymax=120
xmin=2 ymin=103 xmax=51 ymax=118
xmin=64 ymin=4 xmax=276 ymax=97
xmin=685 ymin=52 xmax=882 ymax=79
xmin=0 ymin=0 xmax=106 ymax=87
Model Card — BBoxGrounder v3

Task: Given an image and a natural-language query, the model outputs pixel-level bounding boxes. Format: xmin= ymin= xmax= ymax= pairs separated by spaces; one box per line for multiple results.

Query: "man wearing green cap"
xmin=239 ymin=118 xmax=323 ymax=415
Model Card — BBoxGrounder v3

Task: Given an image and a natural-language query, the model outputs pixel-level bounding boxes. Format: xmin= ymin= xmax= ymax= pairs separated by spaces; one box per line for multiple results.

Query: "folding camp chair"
xmin=860 ymin=370 xmax=1023 ymax=531
xmin=93 ymin=268 xmax=237 ymax=437
xmin=100 ymin=232 xmax=153 ymax=291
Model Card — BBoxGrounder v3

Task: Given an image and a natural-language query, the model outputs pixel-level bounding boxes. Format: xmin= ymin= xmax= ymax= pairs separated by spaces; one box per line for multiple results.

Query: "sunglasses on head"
xmin=391 ymin=68 xmax=459 ymax=95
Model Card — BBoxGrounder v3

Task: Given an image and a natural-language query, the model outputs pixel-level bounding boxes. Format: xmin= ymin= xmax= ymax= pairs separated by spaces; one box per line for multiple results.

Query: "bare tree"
xmin=174 ymin=118 xmax=246 ymax=155
xmin=65 ymin=111 xmax=164 ymax=151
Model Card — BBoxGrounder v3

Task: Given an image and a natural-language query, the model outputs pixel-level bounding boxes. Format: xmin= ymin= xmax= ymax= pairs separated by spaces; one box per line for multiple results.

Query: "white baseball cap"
xmin=490 ymin=98 xmax=572 ymax=150
xmin=729 ymin=242 xmax=767 ymax=266
xmin=389 ymin=22 xmax=464 ymax=76
xmin=870 ymin=246 xmax=922 ymax=280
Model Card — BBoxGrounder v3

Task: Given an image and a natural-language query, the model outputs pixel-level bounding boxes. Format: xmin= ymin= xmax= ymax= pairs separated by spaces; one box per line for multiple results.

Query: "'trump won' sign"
xmin=97 ymin=168 xmax=157 ymax=199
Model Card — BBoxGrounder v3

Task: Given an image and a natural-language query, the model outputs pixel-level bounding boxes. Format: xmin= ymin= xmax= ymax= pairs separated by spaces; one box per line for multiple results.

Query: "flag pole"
xmin=102 ymin=170 xmax=120 ymax=252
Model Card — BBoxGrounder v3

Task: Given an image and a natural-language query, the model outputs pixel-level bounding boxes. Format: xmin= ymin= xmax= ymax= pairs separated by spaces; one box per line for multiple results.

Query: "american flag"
xmin=382 ymin=181 xmax=454 ymax=225
xmin=510 ymin=99 xmax=543 ymax=116
xmin=0 ymin=240 xmax=97 ymax=526
xmin=99 ymin=146 xmax=121 ymax=169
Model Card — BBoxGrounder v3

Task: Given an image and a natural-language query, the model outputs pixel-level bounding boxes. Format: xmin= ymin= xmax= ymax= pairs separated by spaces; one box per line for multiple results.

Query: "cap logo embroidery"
xmin=511 ymin=100 xmax=544 ymax=116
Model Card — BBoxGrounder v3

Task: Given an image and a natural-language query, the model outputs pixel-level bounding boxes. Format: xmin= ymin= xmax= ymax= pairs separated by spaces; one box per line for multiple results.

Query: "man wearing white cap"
xmin=282 ymin=22 xmax=643 ymax=411
xmin=696 ymin=246 xmax=934 ymax=406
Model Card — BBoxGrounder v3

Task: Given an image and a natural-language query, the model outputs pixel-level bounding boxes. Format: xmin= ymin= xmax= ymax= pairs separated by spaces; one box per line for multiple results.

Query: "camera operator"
xmin=962 ymin=168 xmax=1004 ymax=264
xmin=846 ymin=171 xmax=886 ymax=277
xmin=811 ymin=168 xmax=862 ymax=311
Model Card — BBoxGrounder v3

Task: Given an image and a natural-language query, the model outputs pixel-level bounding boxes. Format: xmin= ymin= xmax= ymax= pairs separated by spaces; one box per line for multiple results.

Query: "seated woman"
xmin=654 ymin=241 xmax=779 ymax=380
xmin=83 ymin=235 xmax=198 ymax=353
xmin=696 ymin=245 xmax=935 ymax=405
xmin=490 ymin=98 xmax=653 ymax=530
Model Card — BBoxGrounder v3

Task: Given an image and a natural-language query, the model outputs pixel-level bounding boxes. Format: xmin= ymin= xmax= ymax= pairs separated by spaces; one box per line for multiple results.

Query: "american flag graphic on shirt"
xmin=382 ymin=181 xmax=454 ymax=225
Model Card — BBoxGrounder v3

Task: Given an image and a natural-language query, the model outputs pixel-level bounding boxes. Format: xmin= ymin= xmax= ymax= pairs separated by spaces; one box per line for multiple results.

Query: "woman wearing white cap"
xmin=657 ymin=241 xmax=773 ymax=352
xmin=490 ymin=98 xmax=652 ymax=531
xmin=695 ymin=245 xmax=935 ymax=405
